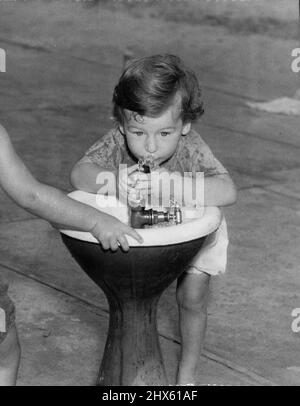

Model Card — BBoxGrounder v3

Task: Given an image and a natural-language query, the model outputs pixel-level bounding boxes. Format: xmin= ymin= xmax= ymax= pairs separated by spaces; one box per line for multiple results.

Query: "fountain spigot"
xmin=130 ymin=206 xmax=169 ymax=229
xmin=130 ymin=162 xmax=182 ymax=228
xmin=168 ymin=206 xmax=182 ymax=225
xmin=130 ymin=205 xmax=182 ymax=229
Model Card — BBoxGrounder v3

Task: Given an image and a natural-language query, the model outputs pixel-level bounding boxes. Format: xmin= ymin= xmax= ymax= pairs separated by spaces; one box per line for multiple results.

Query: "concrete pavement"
xmin=0 ymin=1 xmax=299 ymax=385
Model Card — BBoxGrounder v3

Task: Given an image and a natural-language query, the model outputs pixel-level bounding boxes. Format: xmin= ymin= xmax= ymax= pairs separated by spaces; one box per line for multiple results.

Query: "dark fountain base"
xmin=61 ymin=234 xmax=205 ymax=386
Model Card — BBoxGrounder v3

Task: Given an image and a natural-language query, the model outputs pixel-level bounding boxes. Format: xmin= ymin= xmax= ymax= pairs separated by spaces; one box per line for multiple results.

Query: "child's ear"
xmin=182 ymin=122 xmax=191 ymax=135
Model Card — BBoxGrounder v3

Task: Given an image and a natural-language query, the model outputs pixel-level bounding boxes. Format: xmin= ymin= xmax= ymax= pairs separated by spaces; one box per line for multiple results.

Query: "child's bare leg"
xmin=0 ymin=326 xmax=21 ymax=386
xmin=176 ymin=270 xmax=210 ymax=385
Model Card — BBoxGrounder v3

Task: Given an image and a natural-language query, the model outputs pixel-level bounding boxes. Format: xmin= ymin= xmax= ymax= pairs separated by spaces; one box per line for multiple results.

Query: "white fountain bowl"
xmin=60 ymin=191 xmax=222 ymax=247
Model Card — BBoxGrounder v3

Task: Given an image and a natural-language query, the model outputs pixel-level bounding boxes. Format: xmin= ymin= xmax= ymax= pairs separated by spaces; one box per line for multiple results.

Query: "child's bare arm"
xmin=202 ymin=173 xmax=237 ymax=206
xmin=178 ymin=172 xmax=237 ymax=206
xmin=71 ymin=161 xmax=116 ymax=194
xmin=0 ymin=125 xmax=142 ymax=250
xmin=136 ymin=169 xmax=237 ymax=207
xmin=176 ymin=172 xmax=237 ymax=207
xmin=0 ymin=125 xmax=40 ymax=209
xmin=22 ymin=182 xmax=143 ymax=250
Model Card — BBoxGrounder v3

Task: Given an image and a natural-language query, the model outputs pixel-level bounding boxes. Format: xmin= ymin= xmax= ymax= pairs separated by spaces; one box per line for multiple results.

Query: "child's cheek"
xmin=131 ymin=138 xmax=143 ymax=152
xmin=126 ymin=136 xmax=136 ymax=150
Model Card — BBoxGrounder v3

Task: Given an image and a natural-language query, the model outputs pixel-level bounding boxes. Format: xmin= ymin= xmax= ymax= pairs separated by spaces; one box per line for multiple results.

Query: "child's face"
xmin=120 ymin=94 xmax=191 ymax=166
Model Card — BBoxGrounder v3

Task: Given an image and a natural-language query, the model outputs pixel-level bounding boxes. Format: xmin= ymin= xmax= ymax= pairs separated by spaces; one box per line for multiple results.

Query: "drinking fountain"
xmin=60 ymin=191 xmax=222 ymax=386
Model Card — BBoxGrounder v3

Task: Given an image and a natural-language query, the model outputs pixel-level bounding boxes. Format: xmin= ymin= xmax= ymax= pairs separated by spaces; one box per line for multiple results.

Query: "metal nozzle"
xmin=167 ymin=206 xmax=182 ymax=225
xmin=130 ymin=206 xmax=182 ymax=229
xmin=131 ymin=160 xmax=182 ymax=228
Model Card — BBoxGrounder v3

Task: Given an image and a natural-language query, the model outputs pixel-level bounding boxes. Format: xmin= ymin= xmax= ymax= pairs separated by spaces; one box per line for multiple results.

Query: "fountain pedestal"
xmin=61 ymin=235 xmax=205 ymax=386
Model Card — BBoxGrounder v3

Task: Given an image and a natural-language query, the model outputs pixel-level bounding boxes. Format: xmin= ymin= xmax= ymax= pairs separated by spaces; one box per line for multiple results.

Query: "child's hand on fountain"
xmin=89 ymin=211 xmax=143 ymax=251
xmin=0 ymin=124 xmax=143 ymax=253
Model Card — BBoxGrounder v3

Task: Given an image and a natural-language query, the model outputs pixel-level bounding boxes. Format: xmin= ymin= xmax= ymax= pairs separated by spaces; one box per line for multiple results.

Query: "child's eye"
xmin=134 ymin=131 xmax=144 ymax=136
xmin=160 ymin=132 xmax=170 ymax=137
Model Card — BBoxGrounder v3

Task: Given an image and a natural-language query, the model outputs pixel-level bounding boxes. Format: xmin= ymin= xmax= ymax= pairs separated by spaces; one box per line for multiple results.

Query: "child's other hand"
xmin=118 ymin=164 xmax=138 ymax=198
xmin=135 ymin=167 xmax=175 ymax=204
xmin=118 ymin=164 xmax=149 ymax=205
xmin=90 ymin=212 xmax=143 ymax=251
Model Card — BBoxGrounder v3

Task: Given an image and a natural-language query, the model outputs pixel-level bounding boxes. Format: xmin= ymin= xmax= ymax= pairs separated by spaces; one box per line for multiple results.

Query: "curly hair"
xmin=112 ymin=54 xmax=204 ymax=125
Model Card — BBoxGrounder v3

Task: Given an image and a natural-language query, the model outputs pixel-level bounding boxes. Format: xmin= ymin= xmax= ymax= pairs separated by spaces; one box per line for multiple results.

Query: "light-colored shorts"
xmin=185 ymin=216 xmax=229 ymax=276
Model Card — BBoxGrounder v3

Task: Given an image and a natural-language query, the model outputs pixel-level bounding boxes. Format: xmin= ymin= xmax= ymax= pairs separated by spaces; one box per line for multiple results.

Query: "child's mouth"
xmin=139 ymin=155 xmax=159 ymax=170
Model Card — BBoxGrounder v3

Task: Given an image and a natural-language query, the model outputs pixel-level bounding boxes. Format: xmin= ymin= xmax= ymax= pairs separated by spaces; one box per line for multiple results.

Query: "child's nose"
xmin=145 ymin=135 xmax=158 ymax=154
